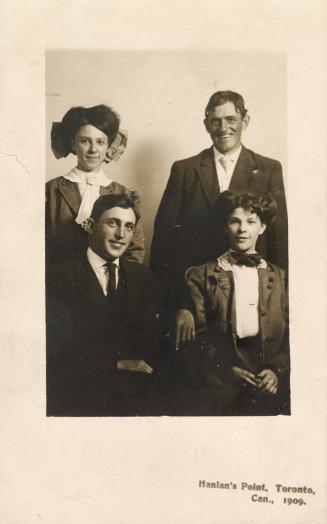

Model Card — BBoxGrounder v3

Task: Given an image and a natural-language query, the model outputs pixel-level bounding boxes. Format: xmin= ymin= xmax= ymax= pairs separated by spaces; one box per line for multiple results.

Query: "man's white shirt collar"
xmin=213 ymin=144 xmax=242 ymax=163
xmin=87 ymin=247 xmax=119 ymax=271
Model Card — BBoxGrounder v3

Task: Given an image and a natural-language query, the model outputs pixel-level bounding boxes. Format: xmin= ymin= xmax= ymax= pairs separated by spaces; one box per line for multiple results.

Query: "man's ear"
xmin=84 ymin=218 xmax=94 ymax=234
xmin=259 ymin=222 xmax=266 ymax=236
xmin=204 ymin=118 xmax=210 ymax=133
xmin=242 ymin=114 xmax=250 ymax=131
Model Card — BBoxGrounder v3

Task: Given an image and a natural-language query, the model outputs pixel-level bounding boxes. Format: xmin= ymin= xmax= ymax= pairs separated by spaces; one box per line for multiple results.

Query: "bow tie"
xmin=231 ymin=252 xmax=262 ymax=267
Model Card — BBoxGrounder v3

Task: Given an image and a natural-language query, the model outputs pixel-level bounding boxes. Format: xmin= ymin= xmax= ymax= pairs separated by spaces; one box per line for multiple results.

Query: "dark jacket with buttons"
xmin=46 ymin=253 xmax=162 ymax=416
xmin=184 ymin=256 xmax=289 ymax=378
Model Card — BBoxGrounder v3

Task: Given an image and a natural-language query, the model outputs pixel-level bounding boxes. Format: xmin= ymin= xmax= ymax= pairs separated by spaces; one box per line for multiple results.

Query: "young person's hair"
xmin=51 ymin=104 xmax=120 ymax=159
xmin=214 ymin=190 xmax=277 ymax=226
xmin=205 ymin=90 xmax=248 ymax=118
xmin=90 ymin=194 xmax=140 ymax=223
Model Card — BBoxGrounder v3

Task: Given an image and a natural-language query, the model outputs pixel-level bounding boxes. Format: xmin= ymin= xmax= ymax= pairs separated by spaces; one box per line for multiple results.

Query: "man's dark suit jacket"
xmin=46 ymin=255 xmax=162 ymax=416
xmin=150 ymin=146 xmax=288 ymax=291
xmin=46 ymin=178 xmax=145 ymax=265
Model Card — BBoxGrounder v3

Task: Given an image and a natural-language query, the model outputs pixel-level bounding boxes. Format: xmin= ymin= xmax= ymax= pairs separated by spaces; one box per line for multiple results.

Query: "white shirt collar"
xmin=217 ymin=250 xmax=267 ymax=271
xmin=213 ymin=144 xmax=242 ymax=163
xmin=87 ymin=246 xmax=120 ymax=271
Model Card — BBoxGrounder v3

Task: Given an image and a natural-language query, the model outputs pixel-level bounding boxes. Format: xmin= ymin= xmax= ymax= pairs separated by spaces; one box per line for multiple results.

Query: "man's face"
xmin=225 ymin=207 xmax=266 ymax=254
xmin=88 ymin=207 xmax=136 ymax=260
xmin=204 ymin=101 xmax=249 ymax=154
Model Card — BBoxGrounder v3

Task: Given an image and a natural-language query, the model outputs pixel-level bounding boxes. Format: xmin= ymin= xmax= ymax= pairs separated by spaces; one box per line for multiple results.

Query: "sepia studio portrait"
xmin=45 ymin=50 xmax=289 ymax=417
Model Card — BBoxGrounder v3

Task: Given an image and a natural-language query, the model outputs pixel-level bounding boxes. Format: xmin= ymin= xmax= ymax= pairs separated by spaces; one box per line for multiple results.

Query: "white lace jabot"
xmin=63 ymin=167 xmax=112 ymax=224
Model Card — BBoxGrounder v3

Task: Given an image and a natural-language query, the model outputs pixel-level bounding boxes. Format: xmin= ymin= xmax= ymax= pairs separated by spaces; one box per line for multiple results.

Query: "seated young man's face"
xmin=89 ymin=206 xmax=136 ymax=260
xmin=225 ymin=206 xmax=266 ymax=254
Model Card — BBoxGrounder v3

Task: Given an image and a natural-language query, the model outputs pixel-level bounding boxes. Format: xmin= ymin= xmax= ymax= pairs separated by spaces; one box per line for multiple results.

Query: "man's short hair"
xmin=90 ymin=194 xmax=140 ymax=223
xmin=205 ymin=91 xmax=248 ymax=118
xmin=214 ymin=190 xmax=277 ymax=226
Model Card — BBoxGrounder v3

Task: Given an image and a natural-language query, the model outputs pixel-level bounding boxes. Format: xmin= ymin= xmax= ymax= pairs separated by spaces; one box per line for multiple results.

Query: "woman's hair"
xmin=90 ymin=194 xmax=140 ymax=223
xmin=214 ymin=190 xmax=277 ymax=226
xmin=51 ymin=104 xmax=120 ymax=160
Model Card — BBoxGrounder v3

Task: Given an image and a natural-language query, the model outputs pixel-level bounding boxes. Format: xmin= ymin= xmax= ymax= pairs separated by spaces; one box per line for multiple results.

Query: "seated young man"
xmin=174 ymin=191 xmax=290 ymax=416
xmin=46 ymin=194 xmax=162 ymax=416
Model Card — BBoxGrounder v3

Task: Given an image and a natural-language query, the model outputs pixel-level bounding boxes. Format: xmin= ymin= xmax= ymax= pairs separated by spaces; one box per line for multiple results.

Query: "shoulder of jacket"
xmin=172 ymin=148 xmax=212 ymax=168
xmin=266 ymin=261 xmax=286 ymax=279
xmin=46 ymin=256 xmax=77 ymax=281
xmin=109 ymin=181 xmax=139 ymax=198
xmin=108 ymin=180 xmax=129 ymax=192
xmin=122 ymin=259 xmax=149 ymax=276
xmin=245 ymin=147 xmax=281 ymax=167
xmin=46 ymin=176 xmax=65 ymax=189
xmin=185 ymin=260 xmax=216 ymax=279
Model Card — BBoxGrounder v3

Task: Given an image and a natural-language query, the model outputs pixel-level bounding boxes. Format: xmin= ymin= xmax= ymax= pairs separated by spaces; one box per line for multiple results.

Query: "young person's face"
xmin=225 ymin=207 xmax=266 ymax=254
xmin=88 ymin=207 xmax=136 ymax=260
xmin=204 ymin=101 xmax=249 ymax=154
xmin=71 ymin=124 xmax=109 ymax=172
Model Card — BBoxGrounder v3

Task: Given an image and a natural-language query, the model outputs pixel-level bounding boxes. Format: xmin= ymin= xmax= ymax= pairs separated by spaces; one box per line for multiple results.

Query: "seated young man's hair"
xmin=214 ymin=190 xmax=277 ymax=226
xmin=90 ymin=194 xmax=140 ymax=222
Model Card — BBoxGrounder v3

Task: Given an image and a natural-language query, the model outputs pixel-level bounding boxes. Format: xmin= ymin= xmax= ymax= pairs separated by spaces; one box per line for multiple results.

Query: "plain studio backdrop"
xmin=46 ymin=50 xmax=286 ymax=264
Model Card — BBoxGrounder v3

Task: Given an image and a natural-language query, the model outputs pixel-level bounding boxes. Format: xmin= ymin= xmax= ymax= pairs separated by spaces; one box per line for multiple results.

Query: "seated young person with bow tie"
xmin=46 ymin=104 xmax=144 ymax=266
xmin=46 ymin=194 xmax=161 ymax=416
xmin=174 ymin=191 xmax=290 ymax=416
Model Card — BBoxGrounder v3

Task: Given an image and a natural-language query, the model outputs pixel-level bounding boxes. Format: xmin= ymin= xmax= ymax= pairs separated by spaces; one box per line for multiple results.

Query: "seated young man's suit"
xmin=46 ymin=254 xmax=162 ymax=416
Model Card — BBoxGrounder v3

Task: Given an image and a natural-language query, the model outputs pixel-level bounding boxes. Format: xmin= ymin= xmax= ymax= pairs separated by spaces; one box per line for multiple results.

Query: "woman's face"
xmin=225 ymin=206 xmax=266 ymax=253
xmin=71 ymin=124 xmax=109 ymax=172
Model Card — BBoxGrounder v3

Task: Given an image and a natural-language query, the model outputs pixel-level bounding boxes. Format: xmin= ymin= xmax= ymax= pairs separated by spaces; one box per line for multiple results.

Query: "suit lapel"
xmin=196 ymin=148 xmax=220 ymax=204
xmin=214 ymin=267 xmax=233 ymax=300
xmin=58 ymin=178 xmax=81 ymax=215
xmin=119 ymin=259 xmax=141 ymax=314
xmin=229 ymin=146 xmax=257 ymax=191
xmin=75 ymin=254 xmax=108 ymax=313
xmin=211 ymin=264 xmax=237 ymax=335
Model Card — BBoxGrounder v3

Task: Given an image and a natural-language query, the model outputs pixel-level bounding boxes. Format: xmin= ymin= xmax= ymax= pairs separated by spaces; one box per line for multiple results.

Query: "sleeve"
xmin=266 ymin=268 xmax=290 ymax=375
xmin=123 ymin=189 xmax=145 ymax=264
xmin=181 ymin=266 xmax=228 ymax=381
xmin=132 ymin=268 xmax=163 ymax=369
xmin=185 ymin=265 xmax=208 ymax=333
xmin=267 ymin=160 xmax=288 ymax=270
xmin=149 ymin=162 xmax=185 ymax=281
xmin=45 ymin=181 xmax=56 ymax=263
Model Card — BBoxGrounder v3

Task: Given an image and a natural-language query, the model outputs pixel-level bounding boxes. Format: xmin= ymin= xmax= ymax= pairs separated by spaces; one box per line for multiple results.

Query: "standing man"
xmin=46 ymin=194 xmax=162 ymax=416
xmin=150 ymin=91 xmax=288 ymax=296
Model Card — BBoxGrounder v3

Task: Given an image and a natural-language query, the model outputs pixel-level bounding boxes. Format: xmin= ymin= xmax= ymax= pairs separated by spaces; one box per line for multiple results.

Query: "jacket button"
xmin=267 ymin=285 xmax=273 ymax=289
xmin=261 ymin=311 xmax=266 ymax=316
xmin=269 ymin=277 xmax=274 ymax=282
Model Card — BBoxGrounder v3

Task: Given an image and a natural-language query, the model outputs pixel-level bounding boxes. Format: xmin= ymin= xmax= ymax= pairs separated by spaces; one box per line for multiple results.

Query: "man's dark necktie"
xmin=106 ymin=262 xmax=117 ymax=298
xmin=231 ymin=252 xmax=262 ymax=267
